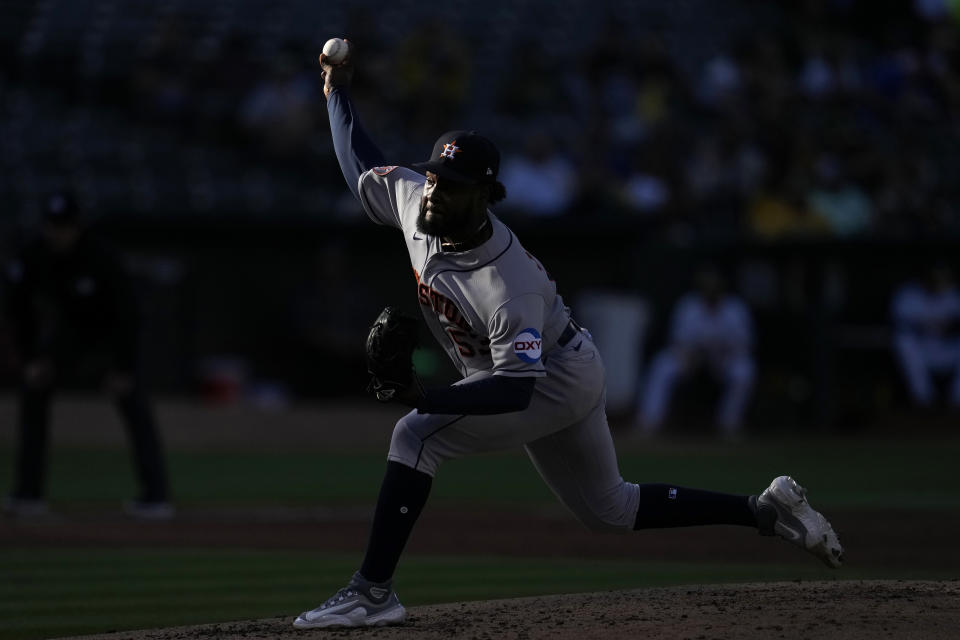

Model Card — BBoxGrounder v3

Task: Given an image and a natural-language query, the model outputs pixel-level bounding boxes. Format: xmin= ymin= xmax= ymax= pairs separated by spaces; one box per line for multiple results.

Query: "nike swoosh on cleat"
xmin=777 ymin=524 xmax=803 ymax=542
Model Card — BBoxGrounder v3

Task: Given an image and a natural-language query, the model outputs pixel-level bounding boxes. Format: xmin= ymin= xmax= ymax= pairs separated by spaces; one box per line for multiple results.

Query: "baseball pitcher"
xmin=292 ymin=42 xmax=844 ymax=629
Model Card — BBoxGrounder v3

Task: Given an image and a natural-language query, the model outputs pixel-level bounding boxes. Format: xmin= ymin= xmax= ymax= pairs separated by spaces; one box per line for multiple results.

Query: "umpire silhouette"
xmin=2 ymin=192 xmax=171 ymax=519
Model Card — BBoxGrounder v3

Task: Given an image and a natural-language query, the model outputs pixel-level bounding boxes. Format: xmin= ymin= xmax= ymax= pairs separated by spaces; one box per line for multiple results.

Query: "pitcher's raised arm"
xmin=320 ymin=39 xmax=385 ymax=202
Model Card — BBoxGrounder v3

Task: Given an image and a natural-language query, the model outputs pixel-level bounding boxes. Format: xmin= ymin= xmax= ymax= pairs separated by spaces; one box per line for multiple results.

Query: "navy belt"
xmin=557 ymin=319 xmax=581 ymax=347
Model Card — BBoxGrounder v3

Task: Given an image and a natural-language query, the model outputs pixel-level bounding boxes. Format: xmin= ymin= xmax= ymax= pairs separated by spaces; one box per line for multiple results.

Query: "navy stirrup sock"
xmin=360 ymin=461 xmax=433 ymax=583
xmin=633 ymin=483 xmax=757 ymax=529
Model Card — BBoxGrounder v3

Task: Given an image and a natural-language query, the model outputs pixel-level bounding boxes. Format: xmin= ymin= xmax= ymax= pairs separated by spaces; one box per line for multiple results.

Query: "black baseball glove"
xmin=365 ymin=306 xmax=424 ymax=406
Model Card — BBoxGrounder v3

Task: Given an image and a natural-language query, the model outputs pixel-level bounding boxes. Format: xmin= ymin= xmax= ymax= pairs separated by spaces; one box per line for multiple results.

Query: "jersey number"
xmin=447 ymin=328 xmax=475 ymax=357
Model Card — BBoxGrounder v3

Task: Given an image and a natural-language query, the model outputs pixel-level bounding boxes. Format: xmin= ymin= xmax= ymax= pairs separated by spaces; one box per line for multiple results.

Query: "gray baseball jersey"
xmin=357 ymin=165 xmax=640 ymax=532
xmin=359 ymin=165 xmax=570 ymax=380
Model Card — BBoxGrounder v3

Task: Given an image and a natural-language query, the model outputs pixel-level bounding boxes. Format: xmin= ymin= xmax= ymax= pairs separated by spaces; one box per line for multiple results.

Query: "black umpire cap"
xmin=412 ymin=130 xmax=500 ymax=185
xmin=42 ymin=190 xmax=80 ymax=224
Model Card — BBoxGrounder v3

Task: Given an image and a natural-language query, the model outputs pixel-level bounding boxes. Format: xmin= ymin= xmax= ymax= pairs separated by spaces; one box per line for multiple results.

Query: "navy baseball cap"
xmin=42 ymin=191 xmax=80 ymax=224
xmin=412 ymin=130 xmax=500 ymax=185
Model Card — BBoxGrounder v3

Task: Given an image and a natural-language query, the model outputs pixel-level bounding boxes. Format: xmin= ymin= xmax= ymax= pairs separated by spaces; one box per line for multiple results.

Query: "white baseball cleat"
xmin=755 ymin=475 xmax=844 ymax=568
xmin=293 ymin=572 xmax=406 ymax=629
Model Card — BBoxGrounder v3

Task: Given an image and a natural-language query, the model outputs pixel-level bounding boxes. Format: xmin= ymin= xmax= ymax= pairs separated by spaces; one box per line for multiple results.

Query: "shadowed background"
xmin=1 ymin=0 xmax=959 ymax=638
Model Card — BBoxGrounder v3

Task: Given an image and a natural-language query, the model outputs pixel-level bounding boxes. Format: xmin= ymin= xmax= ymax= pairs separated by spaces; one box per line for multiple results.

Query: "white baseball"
xmin=322 ymin=38 xmax=348 ymax=64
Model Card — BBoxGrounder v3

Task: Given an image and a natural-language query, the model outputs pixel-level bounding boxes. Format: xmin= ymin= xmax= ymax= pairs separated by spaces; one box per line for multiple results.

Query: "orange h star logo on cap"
xmin=441 ymin=141 xmax=459 ymax=159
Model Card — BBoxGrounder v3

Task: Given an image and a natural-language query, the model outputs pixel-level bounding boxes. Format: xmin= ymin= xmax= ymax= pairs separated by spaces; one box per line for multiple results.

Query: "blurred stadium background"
xmin=1 ymin=1 xmax=960 ymax=638
xmin=1 ymin=0 xmax=958 ymax=431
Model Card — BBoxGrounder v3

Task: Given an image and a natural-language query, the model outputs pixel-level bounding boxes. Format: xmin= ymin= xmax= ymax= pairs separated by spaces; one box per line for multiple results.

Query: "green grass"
xmin=0 ymin=436 xmax=958 ymax=639
xmin=0 ymin=548 xmax=951 ymax=640
xmin=1 ymin=437 xmax=958 ymax=509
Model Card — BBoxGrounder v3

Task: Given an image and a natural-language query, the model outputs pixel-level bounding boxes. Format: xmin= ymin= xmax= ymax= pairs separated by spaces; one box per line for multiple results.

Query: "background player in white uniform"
xmin=292 ymin=42 xmax=844 ymax=630
xmin=891 ymin=266 xmax=960 ymax=409
xmin=638 ymin=268 xmax=755 ymax=438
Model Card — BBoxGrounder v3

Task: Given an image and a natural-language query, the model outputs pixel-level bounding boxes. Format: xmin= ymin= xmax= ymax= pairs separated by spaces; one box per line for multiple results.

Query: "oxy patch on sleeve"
xmin=372 ymin=165 xmax=399 ymax=176
xmin=513 ymin=328 xmax=543 ymax=363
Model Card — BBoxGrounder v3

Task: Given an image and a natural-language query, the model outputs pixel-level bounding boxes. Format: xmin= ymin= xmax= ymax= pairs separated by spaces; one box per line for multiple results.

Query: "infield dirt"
xmin=57 ymin=580 xmax=958 ymax=640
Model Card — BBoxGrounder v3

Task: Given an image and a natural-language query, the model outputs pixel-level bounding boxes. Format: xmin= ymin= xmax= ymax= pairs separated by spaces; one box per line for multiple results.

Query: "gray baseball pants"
xmin=388 ymin=334 xmax=641 ymax=532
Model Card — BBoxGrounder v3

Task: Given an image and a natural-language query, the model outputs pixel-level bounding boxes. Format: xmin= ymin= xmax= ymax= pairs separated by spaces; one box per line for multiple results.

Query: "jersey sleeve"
xmin=487 ymin=293 xmax=547 ymax=378
xmin=670 ymin=296 xmax=698 ymax=345
xmin=3 ymin=254 xmax=36 ymax=357
xmin=728 ymin=299 xmax=754 ymax=350
xmin=892 ymin=286 xmax=927 ymax=335
xmin=94 ymin=244 xmax=141 ymax=369
xmin=357 ymin=166 xmax=424 ymax=230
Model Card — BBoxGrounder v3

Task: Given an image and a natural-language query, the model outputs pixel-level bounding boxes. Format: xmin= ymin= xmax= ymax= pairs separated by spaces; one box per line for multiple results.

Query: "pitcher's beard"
xmin=415 ymin=207 xmax=441 ymax=235
xmin=416 ymin=203 xmax=473 ymax=238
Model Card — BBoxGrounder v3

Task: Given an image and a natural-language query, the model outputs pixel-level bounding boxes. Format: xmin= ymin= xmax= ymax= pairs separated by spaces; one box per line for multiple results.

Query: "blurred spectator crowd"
xmin=493 ymin=0 xmax=960 ymax=240
xmin=1 ymin=0 xmax=959 ymax=238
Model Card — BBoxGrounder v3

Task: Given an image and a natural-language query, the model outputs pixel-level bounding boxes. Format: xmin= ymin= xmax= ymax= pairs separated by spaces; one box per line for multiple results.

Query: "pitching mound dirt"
xmin=59 ymin=580 xmax=958 ymax=640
